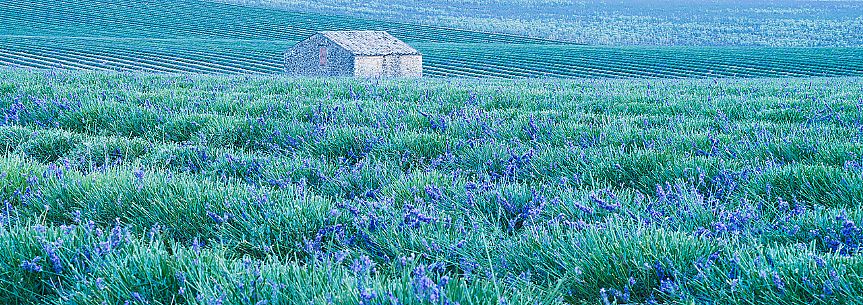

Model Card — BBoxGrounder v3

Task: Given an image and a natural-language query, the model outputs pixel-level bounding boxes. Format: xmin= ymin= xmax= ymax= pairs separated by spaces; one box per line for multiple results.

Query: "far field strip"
xmin=4 ymin=38 xmax=863 ymax=78
xmin=2 ymin=0 xmax=863 ymax=78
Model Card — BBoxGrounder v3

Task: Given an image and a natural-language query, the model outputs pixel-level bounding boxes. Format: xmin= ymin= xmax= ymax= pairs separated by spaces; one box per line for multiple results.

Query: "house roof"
xmin=319 ymin=31 xmax=421 ymax=56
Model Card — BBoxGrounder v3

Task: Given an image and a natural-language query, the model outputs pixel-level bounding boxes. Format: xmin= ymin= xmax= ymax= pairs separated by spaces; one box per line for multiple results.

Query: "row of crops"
xmin=3 ymin=37 xmax=863 ymax=78
xmin=421 ymin=44 xmax=863 ymax=78
xmin=1 ymin=0 xmax=863 ymax=78
xmin=0 ymin=0 xmax=555 ymax=44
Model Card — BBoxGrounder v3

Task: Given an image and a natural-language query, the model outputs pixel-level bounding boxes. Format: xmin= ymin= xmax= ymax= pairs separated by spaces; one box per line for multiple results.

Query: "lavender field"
xmin=5 ymin=0 xmax=863 ymax=78
xmin=228 ymin=0 xmax=863 ymax=47
xmin=1 ymin=68 xmax=862 ymax=304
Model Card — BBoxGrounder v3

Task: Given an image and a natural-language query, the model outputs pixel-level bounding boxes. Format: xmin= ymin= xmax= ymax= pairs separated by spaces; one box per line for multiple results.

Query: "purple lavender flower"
xmin=95 ymin=277 xmax=107 ymax=290
xmin=387 ymin=292 xmax=400 ymax=305
xmin=328 ymin=208 xmax=341 ymax=219
xmin=465 ymin=189 xmax=476 ymax=207
xmin=823 ymin=280 xmax=835 ymax=297
xmin=416 ymin=109 xmax=448 ymax=133
xmin=599 ymin=288 xmax=612 ymax=305
xmin=573 ymin=201 xmax=594 ymax=214
xmin=801 ymin=275 xmax=816 ymax=290
xmin=3 ymin=99 xmax=24 ymax=125
xmin=133 ymin=167 xmax=144 ymax=180
xmin=403 ymin=203 xmax=434 ymax=228
xmin=844 ymin=159 xmax=863 ymax=172
xmin=133 ymin=167 xmax=145 ymax=190
xmin=660 ymin=279 xmax=677 ymax=294
xmin=109 ymin=221 xmax=128 ymax=249
xmin=364 ymin=188 xmax=378 ymax=199
xmin=332 ymin=250 xmax=349 ymax=264
xmin=148 ymin=223 xmax=162 ymax=241
xmin=590 ymin=192 xmax=619 ymax=212
xmin=425 ymin=185 xmax=444 ymax=202
xmin=772 ymin=272 xmax=785 ymax=292
xmin=33 ymin=224 xmax=46 ymax=234
xmin=20 ymin=256 xmax=42 ymax=273
xmin=71 ymin=210 xmax=82 ymax=224
xmin=44 ymin=240 xmax=63 ymax=273
xmin=207 ymin=211 xmax=231 ymax=224
xmin=524 ymin=115 xmax=539 ymax=141
xmin=412 ymin=265 xmax=443 ymax=304
xmin=192 ymin=238 xmax=202 ymax=254
xmin=526 ymin=191 xmax=546 ymax=218
xmin=358 ymin=285 xmax=377 ymax=305
xmin=351 ymin=255 xmax=375 ymax=275
xmin=608 ymin=287 xmax=630 ymax=304
xmin=131 ymin=292 xmax=146 ymax=303
xmin=813 ymin=255 xmax=827 ymax=268
xmin=45 ymin=163 xmax=64 ymax=180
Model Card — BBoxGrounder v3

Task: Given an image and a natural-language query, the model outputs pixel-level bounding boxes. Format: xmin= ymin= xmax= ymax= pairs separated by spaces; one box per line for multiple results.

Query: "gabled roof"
xmin=319 ymin=31 xmax=421 ymax=56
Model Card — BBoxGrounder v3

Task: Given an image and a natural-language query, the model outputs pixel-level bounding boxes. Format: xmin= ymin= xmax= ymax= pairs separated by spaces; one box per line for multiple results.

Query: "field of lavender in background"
xmin=223 ymin=0 xmax=863 ymax=46
xmin=2 ymin=69 xmax=863 ymax=304
xmin=4 ymin=0 xmax=863 ymax=78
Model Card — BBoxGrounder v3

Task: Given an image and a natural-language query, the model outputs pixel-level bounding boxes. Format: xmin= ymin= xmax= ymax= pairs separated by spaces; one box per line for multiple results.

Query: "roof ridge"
xmin=317 ymin=31 xmax=421 ymax=56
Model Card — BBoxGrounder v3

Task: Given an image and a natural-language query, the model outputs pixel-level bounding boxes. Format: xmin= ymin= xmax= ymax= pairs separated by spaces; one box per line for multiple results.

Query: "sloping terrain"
xmin=1 ymin=0 xmax=863 ymax=78
xmin=222 ymin=0 xmax=863 ymax=46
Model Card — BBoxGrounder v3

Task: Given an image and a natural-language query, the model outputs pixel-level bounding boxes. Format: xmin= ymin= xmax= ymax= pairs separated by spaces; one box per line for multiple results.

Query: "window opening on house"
xmin=319 ymin=47 xmax=328 ymax=66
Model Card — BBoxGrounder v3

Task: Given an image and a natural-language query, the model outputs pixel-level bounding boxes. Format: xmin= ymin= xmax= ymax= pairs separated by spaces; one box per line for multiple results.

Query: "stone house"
xmin=284 ymin=31 xmax=422 ymax=77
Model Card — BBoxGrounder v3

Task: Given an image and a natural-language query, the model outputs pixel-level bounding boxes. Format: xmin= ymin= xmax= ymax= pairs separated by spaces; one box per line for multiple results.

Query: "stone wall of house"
xmin=382 ymin=55 xmax=400 ymax=77
xmin=398 ymin=55 xmax=422 ymax=78
xmin=284 ymin=34 xmax=354 ymax=77
xmin=286 ymin=33 xmax=423 ymax=78
xmin=356 ymin=55 xmax=422 ymax=78
xmin=354 ymin=56 xmax=383 ymax=77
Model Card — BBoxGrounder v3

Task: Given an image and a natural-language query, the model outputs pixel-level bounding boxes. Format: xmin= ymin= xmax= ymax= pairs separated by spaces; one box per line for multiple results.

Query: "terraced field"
xmin=2 ymin=0 xmax=863 ymax=78
xmin=0 ymin=0 xmax=553 ymax=43
xmin=5 ymin=37 xmax=863 ymax=79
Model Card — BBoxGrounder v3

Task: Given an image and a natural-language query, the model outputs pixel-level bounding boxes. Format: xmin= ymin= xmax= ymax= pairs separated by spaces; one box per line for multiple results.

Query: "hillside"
xmin=222 ymin=0 xmax=863 ymax=47
xmin=2 ymin=68 xmax=863 ymax=304
xmin=2 ymin=0 xmax=863 ymax=78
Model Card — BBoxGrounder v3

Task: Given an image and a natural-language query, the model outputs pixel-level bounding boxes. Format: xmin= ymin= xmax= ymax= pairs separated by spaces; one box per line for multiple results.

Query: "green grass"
xmin=2 ymin=68 xmax=863 ymax=304
xmin=2 ymin=0 xmax=863 ymax=78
